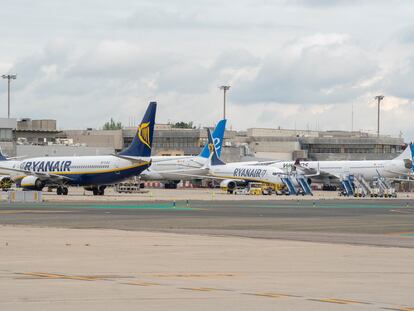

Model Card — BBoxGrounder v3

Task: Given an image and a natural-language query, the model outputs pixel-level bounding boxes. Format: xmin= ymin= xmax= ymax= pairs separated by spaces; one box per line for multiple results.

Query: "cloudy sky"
xmin=1 ymin=0 xmax=414 ymax=138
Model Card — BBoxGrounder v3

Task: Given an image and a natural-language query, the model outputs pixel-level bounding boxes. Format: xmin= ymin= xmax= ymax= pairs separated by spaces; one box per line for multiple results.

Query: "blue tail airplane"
xmin=139 ymin=119 xmax=227 ymax=188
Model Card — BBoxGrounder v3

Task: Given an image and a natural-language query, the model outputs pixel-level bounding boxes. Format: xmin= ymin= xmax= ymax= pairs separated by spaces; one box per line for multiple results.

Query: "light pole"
xmin=374 ymin=95 xmax=384 ymax=137
xmin=219 ymin=85 xmax=230 ymax=120
xmin=2 ymin=74 xmax=17 ymax=118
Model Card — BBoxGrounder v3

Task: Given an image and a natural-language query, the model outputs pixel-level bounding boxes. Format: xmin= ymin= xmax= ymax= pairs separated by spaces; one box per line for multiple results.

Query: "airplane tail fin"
xmin=207 ymin=128 xmax=225 ymax=166
xmin=0 ymin=147 xmax=7 ymax=161
xmin=394 ymin=143 xmax=413 ymax=160
xmin=199 ymin=119 xmax=227 ymax=158
xmin=394 ymin=143 xmax=414 ymax=171
xmin=119 ymin=101 xmax=157 ymax=157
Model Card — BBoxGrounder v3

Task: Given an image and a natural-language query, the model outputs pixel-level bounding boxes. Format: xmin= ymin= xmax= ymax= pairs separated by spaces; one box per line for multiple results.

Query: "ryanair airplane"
xmin=0 ymin=102 xmax=156 ymax=195
xmin=172 ymin=128 xmax=287 ymax=191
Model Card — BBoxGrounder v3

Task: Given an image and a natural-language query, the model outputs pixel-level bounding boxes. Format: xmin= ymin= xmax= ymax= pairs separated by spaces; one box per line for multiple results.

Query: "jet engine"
xmin=220 ymin=179 xmax=247 ymax=193
xmin=20 ymin=176 xmax=45 ymax=191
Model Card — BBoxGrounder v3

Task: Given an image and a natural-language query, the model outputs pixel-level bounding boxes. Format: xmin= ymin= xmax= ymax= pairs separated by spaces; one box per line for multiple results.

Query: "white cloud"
xmin=0 ymin=0 xmax=413 ymax=139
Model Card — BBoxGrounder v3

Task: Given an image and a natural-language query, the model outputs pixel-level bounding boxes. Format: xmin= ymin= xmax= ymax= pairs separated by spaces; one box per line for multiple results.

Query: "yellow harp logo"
xmin=208 ymin=143 xmax=215 ymax=154
xmin=138 ymin=122 xmax=151 ymax=149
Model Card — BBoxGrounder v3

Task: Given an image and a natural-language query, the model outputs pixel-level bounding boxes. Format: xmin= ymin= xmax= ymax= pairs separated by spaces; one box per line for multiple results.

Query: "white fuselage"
xmin=273 ymin=158 xmax=411 ymax=183
xmin=141 ymin=155 xmax=209 ymax=181
xmin=0 ymin=155 xmax=150 ymax=186
xmin=209 ymin=164 xmax=285 ymax=185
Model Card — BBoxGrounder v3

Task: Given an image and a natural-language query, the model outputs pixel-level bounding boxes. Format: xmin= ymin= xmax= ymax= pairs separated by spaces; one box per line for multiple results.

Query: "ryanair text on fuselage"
xmin=20 ymin=160 xmax=72 ymax=172
xmin=233 ymin=168 xmax=267 ymax=178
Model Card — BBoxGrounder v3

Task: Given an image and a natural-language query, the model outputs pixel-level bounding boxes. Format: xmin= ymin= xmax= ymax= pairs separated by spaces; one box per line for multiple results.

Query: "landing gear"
xmin=164 ymin=180 xmax=180 ymax=189
xmin=92 ymin=186 xmax=106 ymax=196
xmin=322 ymin=184 xmax=337 ymax=191
xmin=57 ymin=186 xmax=68 ymax=195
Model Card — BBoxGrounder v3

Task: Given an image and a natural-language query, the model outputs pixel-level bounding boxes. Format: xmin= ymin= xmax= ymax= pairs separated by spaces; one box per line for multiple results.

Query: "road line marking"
xmin=152 ymin=273 xmax=235 ymax=279
xmin=309 ymin=298 xmax=369 ymax=305
xmin=180 ymin=287 xmax=223 ymax=292
xmin=123 ymin=281 xmax=161 ymax=286
xmin=245 ymin=292 xmax=301 ymax=299
xmin=19 ymin=272 xmax=99 ymax=281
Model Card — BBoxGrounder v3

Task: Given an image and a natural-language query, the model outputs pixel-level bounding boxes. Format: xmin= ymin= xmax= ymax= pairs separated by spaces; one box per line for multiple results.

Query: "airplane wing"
xmin=151 ymin=156 xmax=194 ymax=163
xmin=292 ymin=161 xmax=342 ymax=179
xmin=384 ymin=170 xmax=414 ymax=179
xmin=112 ymin=154 xmax=151 ymax=164
xmin=246 ymin=160 xmax=282 ymax=166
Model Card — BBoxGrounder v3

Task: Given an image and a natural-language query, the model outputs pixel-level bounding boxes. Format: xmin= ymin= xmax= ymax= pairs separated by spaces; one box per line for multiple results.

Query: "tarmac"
xmin=1 ymin=188 xmax=414 ymax=310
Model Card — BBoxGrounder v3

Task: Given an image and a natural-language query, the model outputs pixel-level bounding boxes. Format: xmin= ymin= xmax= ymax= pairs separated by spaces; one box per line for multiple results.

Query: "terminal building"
xmin=240 ymin=128 xmax=405 ymax=161
xmin=0 ymin=118 xmax=406 ymax=162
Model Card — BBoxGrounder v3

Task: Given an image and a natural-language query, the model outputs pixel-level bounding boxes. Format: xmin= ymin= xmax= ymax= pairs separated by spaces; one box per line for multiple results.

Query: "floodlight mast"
xmin=219 ymin=85 xmax=230 ymax=120
xmin=374 ymin=95 xmax=384 ymax=137
xmin=2 ymin=74 xmax=17 ymax=118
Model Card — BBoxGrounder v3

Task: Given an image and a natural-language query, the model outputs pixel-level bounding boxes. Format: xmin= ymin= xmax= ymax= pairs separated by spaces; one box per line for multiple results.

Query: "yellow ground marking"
xmin=309 ymin=298 xmax=369 ymax=305
xmin=19 ymin=272 xmax=102 ymax=281
xmin=180 ymin=287 xmax=227 ymax=292
xmin=123 ymin=281 xmax=161 ymax=286
xmin=247 ymin=292 xmax=300 ymax=299
xmin=398 ymin=308 xmax=414 ymax=311
xmin=152 ymin=273 xmax=235 ymax=279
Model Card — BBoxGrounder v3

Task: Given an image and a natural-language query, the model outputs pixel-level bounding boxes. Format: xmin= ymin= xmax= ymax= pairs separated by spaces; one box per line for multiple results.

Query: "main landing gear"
xmin=83 ymin=185 xmax=106 ymax=196
xmin=56 ymin=186 xmax=68 ymax=195
xmin=92 ymin=186 xmax=106 ymax=196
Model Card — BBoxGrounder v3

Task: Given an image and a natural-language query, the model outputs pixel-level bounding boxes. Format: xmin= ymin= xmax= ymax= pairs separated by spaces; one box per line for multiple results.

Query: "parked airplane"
xmin=269 ymin=143 xmax=414 ymax=189
xmin=181 ymin=128 xmax=292 ymax=192
xmin=0 ymin=102 xmax=157 ymax=195
xmin=139 ymin=119 xmax=227 ymax=188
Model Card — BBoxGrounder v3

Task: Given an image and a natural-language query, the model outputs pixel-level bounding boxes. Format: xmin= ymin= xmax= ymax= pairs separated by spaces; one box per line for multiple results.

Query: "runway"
xmin=1 ymin=199 xmax=414 ymax=247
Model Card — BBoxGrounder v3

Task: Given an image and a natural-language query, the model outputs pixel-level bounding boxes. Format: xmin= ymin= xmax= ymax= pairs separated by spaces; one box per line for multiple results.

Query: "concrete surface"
xmin=1 ymin=226 xmax=414 ymax=311
xmin=32 ymin=187 xmax=414 ymax=202
xmin=1 ymin=199 xmax=414 ymax=248
xmin=2 ymin=192 xmax=414 ymax=310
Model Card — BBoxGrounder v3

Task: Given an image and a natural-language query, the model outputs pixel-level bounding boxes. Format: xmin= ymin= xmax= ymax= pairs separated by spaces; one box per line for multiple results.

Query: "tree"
xmin=171 ymin=121 xmax=195 ymax=129
xmin=103 ymin=118 xmax=123 ymax=130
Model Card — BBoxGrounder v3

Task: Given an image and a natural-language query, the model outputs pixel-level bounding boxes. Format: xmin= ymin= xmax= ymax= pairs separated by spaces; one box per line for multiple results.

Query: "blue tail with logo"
xmin=119 ymin=101 xmax=157 ymax=157
xmin=199 ymin=119 xmax=227 ymax=158
xmin=206 ymin=128 xmax=226 ymax=166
